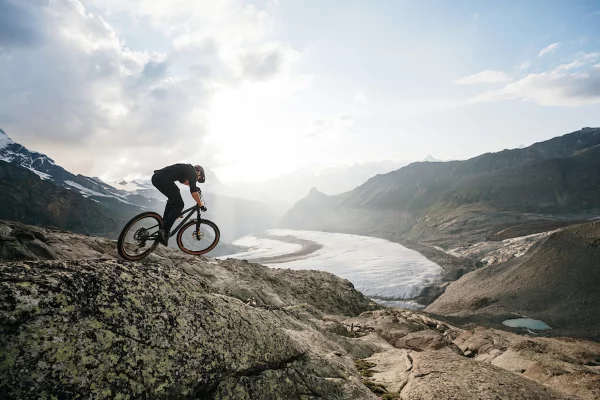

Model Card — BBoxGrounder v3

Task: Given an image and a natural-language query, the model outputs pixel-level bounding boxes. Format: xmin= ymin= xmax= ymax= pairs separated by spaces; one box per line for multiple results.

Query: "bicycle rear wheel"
xmin=176 ymin=219 xmax=220 ymax=255
xmin=117 ymin=212 xmax=163 ymax=261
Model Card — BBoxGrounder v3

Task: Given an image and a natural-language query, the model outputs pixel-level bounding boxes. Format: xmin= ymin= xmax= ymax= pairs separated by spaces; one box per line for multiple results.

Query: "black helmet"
xmin=194 ymin=165 xmax=205 ymax=183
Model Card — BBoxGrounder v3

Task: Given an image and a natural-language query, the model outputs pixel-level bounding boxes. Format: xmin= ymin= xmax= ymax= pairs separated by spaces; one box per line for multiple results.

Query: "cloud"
xmin=141 ymin=59 xmax=169 ymax=80
xmin=0 ymin=0 xmax=300 ymax=179
xmin=538 ymin=42 xmax=560 ymax=57
xmin=0 ymin=0 xmax=47 ymax=49
xmin=553 ymin=60 xmax=585 ymax=72
xmin=239 ymin=49 xmax=286 ymax=81
xmin=551 ymin=52 xmax=599 ymax=73
xmin=454 ymin=70 xmax=512 ymax=84
xmin=578 ymin=52 xmax=600 ymax=61
xmin=476 ymin=71 xmax=600 ymax=106
xmin=0 ymin=1 xmax=205 ymax=159
xmin=471 ymin=49 xmax=600 ymax=106
xmin=518 ymin=61 xmax=531 ymax=71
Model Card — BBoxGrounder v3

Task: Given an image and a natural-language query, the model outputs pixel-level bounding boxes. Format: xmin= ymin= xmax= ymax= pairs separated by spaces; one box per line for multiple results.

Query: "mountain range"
xmin=280 ymin=127 xmax=600 ymax=248
xmin=227 ymin=160 xmax=412 ymax=207
xmin=0 ymin=128 xmax=280 ymax=244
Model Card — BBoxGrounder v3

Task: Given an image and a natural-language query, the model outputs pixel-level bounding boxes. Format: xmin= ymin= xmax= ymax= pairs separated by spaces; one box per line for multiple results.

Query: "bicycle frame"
xmin=168 ymin=205 xmax=202 ymax=238
xmin=144 ymin=205 xmax=202 ymax=239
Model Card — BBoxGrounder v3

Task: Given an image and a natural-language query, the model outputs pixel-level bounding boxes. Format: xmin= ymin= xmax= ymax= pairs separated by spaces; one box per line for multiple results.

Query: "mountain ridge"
xmin=0 ymin=161 xmax=127 ymax=236
xmin=0 ymin=128 xmax=283 ymax=243
xmin=281 ymin=127 xmax=600 ymax=247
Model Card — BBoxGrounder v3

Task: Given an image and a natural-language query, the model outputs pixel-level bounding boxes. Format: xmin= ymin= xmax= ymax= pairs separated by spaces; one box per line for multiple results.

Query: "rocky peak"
xmin=423 ymin=155 xmax=439 ymax=162
xmin=0 ymin=128 xmax=147 ymax=219
xmin=0 ymin=127 xmax=14 ymax=151
xmin=308 ymin=186 xmax=325 ymax=197
xmin=0 ymin=127 xmax=11 ymax=138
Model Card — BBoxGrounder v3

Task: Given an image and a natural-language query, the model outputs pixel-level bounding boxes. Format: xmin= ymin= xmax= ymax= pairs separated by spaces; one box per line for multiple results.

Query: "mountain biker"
xmin=151 ymin=163 xmax=207 ymax=245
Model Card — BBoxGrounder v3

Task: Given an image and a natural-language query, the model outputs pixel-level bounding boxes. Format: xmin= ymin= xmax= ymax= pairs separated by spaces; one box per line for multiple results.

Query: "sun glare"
xmin=206 ymin=79 xmax=310 ymax=183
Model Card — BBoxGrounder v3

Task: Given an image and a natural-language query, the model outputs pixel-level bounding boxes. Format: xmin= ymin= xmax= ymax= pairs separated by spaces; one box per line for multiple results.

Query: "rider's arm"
xmin=185 ymin=166 xmax=204 ymax=208
xmin=182 ymin=181 xmax=204 ymax=206
xmin=191 ymin=190 xmax=204 ymax=207
xmin=186 ymin=167 xmax=198 ymax=193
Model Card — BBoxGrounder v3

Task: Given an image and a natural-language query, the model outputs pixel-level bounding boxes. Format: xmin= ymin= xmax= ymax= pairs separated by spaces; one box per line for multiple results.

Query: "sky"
xmin=1 ymin=0 xmax=599 ymax=184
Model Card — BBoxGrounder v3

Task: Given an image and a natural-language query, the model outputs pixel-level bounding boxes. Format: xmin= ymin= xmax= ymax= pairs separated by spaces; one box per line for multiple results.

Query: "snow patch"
xmin=65 ymin=181 xmax=112 ymax=198
xmin=64 ymin=180 xmax=135 ymax=205
xmin=24 ymin=166 xmax=51 ymax=180
xmin=110 ymin=179 xmax=146 ymax=192
xmin=448 ymin=230 xmax=554 ymax=266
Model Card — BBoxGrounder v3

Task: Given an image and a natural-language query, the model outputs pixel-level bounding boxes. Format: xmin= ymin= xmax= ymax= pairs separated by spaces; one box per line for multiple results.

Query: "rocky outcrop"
xmin=332 ymin=309 xmax=600 ymax=400
xmin=444 ymin=230 xmax=554 ymax=267
xmin=0 ymin=220 xmax=376 ymax=316
xmin=2 ymin=221 xmax=599 ymax=399
xmin=0 ymin=259 xmax=382 ymax=399
xmin=426 ymin=221 xmax=600 ymax=341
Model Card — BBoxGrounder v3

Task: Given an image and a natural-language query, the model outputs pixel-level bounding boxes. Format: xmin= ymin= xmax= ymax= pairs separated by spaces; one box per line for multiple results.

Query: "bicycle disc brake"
xmin=192 ymin=229 xmax=204 ymax=241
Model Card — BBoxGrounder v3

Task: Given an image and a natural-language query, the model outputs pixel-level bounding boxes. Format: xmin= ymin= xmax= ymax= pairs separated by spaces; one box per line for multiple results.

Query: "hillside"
xmin=281 ymin=128 xmax=600 ymax=247
xmin=426 ymin=220 xmax=600 ymax=341
xmin=0 ymin=161 xmax=128 ymax=237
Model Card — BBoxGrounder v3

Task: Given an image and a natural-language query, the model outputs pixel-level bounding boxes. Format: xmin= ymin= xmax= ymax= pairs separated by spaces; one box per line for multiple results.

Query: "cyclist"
xmin=151 ymin=163 xmax=207 ymax=245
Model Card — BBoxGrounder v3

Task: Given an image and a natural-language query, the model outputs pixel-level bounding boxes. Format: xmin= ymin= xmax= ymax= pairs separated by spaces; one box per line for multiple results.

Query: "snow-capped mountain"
xmin=110 ymin=179 xmax=154 ymax=193
xmin=109 ymin=167 xmax=241 ymax=205
xmin=0 ymin=128 xmax=149 ymax=209
xmin=1 ymin=128 xmax=283 ymax=242
xmin=1 ymin=128 xmax=54 ymax=180
xmin=423 ymin=155 xmax=453 ymax=162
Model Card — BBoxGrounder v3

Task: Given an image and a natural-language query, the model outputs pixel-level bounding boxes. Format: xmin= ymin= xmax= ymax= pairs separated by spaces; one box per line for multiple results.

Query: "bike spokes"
xmin=177 ymin=220 xmax=220 ymax=255
xmin=117 ymin=213 xmax=163 ymax=260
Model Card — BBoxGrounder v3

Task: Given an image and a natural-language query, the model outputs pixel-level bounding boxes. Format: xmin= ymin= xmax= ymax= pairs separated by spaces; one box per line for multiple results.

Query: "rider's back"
xmin=154 ymin=163 xmax=196 ymax=184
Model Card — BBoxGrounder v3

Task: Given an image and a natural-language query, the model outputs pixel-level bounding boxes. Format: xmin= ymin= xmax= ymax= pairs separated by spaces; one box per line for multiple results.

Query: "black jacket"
xmin=154 ymin=163 xmax=199 ymax=193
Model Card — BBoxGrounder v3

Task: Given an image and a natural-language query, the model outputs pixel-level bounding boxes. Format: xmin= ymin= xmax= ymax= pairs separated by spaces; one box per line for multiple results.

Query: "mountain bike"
xmin=117 ymin=202 xmax=220 ymax=261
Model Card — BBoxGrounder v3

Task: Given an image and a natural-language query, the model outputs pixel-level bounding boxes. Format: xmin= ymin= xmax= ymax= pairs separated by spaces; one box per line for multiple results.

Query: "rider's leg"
xmin=162 ymin=200 xmax=174 ymax=223
xmin=152 ymin=173 xmax=184 ymax=240
xmin=162 ymin=192 xmax=184 ymax=235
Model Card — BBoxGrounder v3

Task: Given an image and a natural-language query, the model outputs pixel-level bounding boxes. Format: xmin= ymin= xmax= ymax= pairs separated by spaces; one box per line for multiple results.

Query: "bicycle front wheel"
xmin=176 ymin=219 xmax=220 ymax=255
xmin=117 ymin=212 xmax=163 ymax=261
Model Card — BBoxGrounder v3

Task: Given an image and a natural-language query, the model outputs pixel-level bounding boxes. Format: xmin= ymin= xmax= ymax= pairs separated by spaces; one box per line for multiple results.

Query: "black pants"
xmin=151 ymin=172 xmax=184 ymax=234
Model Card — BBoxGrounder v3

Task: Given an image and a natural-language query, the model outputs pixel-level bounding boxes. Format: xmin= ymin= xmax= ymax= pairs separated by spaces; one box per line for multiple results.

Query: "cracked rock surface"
xmin=1 ymin=220 xmax=599 ymax=399
xmin=341 ymin=309 xmax=600 ymax=400
xmin=0 ymin=259 xmax=380 ymax=399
